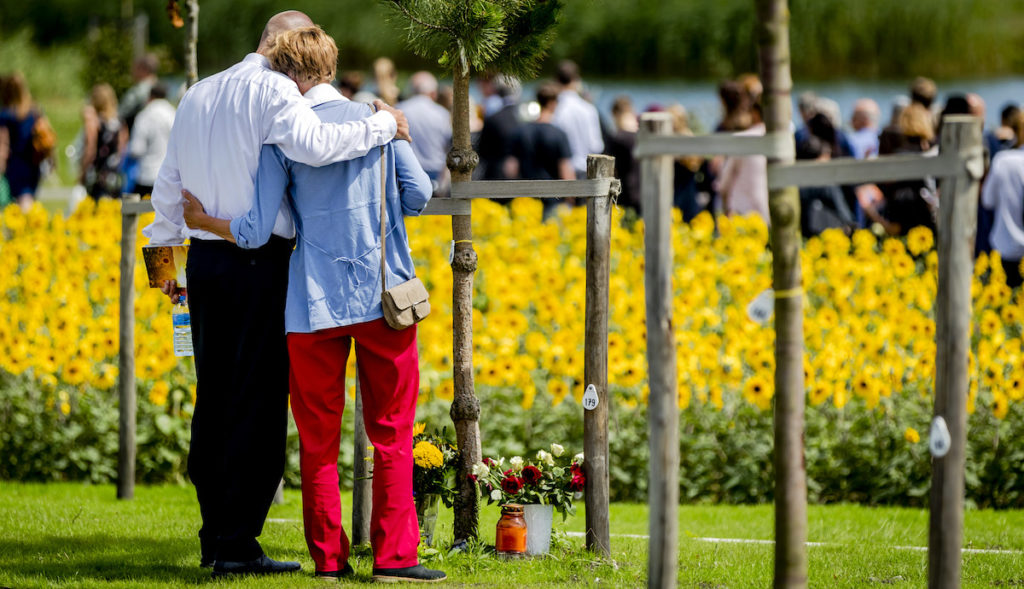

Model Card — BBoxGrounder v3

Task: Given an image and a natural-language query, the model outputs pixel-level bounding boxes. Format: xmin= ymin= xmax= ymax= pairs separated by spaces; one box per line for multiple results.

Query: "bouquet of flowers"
xmin=412 ymin=425 xmax=458 ymax=508
xmin=473 ymin=443 xmax=585 ymax=521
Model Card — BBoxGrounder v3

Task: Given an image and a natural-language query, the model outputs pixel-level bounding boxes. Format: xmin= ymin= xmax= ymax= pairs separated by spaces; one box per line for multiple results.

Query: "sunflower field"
xmin=1 ymin=198 xmax=1022 ymax=507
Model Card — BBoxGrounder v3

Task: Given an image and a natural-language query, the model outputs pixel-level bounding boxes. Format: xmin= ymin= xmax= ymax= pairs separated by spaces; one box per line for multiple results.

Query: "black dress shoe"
xmin=371 ymin=564 xmax=446 ymax=583
xmin=200 ymin=557 xmax=215 ymax=569
xmin=212 ymin=554 xmax=301 ymax=578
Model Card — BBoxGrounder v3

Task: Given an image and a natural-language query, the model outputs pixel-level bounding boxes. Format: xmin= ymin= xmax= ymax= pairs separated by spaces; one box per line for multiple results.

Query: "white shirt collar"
xmin=304 ymin=83 xmax=347 ymax=107
xmin=244 ymin=53 xmax=270 ymax=68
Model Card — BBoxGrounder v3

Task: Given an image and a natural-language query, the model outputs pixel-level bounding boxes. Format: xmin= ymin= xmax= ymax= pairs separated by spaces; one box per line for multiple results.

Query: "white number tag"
xmin=747 ymin=289 xmax=774 ymax=325
xmin=582 ymin=384 xmax=599 ymax=410
xmin=930 ymin=416 xmax=951 ymax=458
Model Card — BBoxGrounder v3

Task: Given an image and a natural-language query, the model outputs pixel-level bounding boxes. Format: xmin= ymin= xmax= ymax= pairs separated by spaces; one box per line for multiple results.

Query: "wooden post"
xmin=448 ymin=63 xmax=482 ymax=543
xmin=754 ymin=2 xmax=807 ymax=587
xmin=352 ymin=376 xmax=373 ymax=546
xmin=184 ymin=0 xmax=199 ymax=88
xmin=640 ymin=113 xmax=678 ymax=589
xmin=929 ymin=116 xmax=983 ymax=589
xmin=117 ymin=195 xmax=140 ymax=500
xmin=584 ymin=154 xmax=615 ymax=557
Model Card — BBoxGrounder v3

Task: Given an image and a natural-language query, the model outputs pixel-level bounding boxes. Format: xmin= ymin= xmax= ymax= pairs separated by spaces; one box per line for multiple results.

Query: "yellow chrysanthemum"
xmin=413 ymin=441 xmax=444 ymax=469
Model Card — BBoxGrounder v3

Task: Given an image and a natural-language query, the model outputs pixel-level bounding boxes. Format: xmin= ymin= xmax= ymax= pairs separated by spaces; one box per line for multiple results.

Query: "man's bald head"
xmin=257 ymin=11 xmax=315 ymax=53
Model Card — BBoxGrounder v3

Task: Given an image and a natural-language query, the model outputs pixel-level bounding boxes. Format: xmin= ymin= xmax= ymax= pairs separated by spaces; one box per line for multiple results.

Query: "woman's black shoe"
xmin=316 ymin=562 xmax=355 ymax=581
xmin=371 ymin=564 xmax=447 ymax=583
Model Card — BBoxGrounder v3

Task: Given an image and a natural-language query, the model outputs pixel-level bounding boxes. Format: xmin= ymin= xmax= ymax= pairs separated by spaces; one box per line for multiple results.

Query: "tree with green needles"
xmin=385 ymin=0 xmax=562 ymax=543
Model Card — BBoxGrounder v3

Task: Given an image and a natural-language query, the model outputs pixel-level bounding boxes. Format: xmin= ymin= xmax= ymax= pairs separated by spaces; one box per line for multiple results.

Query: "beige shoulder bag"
xmin=378 ymin=140 xmax=430 ymax=330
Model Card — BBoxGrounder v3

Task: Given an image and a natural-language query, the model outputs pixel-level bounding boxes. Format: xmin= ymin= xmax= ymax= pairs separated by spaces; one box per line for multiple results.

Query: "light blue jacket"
xmin=230 ymin=87 xmax=432 ymax=333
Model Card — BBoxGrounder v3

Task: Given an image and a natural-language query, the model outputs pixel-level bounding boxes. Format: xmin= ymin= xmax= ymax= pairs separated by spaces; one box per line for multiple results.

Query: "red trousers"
xmin=287 ymin=318 xmax=421 ymax=573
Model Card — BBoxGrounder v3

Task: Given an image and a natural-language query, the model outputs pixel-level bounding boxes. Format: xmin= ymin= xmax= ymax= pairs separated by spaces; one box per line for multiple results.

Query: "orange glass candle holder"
xmin=495 ymin=504 xmax=527 ymax=556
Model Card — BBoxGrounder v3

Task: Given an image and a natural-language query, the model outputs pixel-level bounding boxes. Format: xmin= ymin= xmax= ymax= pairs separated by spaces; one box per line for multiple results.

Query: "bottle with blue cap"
xmin=172 ymin=290 xmax=194 ymax=357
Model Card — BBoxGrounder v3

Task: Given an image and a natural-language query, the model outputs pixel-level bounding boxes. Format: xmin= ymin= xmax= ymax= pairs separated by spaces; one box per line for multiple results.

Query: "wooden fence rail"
xmin=636 ymin=115 xmax=982 ymax=589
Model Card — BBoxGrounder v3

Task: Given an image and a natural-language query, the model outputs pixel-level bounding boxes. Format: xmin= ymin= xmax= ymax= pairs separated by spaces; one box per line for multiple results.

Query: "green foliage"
xmin=0 ymin=372 xmax=188 ymax=484
xmin=553 ymin=0 xmax=1024 ymax=79
xmin=81 ymin=25 xmax=135 ymax=98
xmin=6 ymin=0 xmax=1024 ymax=79
xmin=3 ymin=376 xmax=1023 ymax=509
xmin=383 ymin=0 xmax=562 ymax=78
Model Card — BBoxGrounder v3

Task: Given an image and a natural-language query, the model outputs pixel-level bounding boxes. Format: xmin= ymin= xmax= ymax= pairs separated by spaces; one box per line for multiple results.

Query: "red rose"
xmin=483 ymin=457 xmax=494 ymax=466
xmin=521 ymin=465 xmax=543 ymax=485
xmin=569 ymin=474 xmax=585 ymax=492
xmin=501 ymin=476 xmax=524 ymax=494
xmin=569 ymin=463 xmax=586 ymax=492
xmin=468 ymin=474 xmax=478 ymax=483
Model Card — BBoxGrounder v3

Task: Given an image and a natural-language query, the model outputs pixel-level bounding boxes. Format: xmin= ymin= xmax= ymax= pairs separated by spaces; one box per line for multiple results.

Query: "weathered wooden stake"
xmin=929 ymin=116 xmax=983 ymax=589
xmin=117 ymin=195 xmax=140 ymax=500
xmin=640 ymin=113 xmax=678 ymax=589
xmin=352 ymin=376 xmax=373 ymax=546
xmin=448 ymin=64 xmax=482 ymax=542
xmin=584 ymin=154 xmax=615 ymax=557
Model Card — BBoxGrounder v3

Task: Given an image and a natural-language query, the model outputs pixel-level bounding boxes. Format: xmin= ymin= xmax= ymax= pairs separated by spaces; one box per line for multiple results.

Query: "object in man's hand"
xmin=143 ymin=244 xmax=189 ymax=288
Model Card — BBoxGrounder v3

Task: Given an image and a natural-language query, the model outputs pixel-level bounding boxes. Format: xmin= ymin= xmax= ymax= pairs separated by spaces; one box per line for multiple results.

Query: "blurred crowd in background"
xmin=3 ymin=52 xmax=1024 ymax=283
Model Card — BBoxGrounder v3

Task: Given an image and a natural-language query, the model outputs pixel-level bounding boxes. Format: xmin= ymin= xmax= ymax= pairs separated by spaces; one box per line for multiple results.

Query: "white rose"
xmin=550 ymin=443 xmax=565 ymax=457
xmin=490 ymin=489 xmax=502 ymax=501
xmin=573 ymin=452 xmax=585 ymax=465
xmin=509 ymin=456 xmax=524 ymax=471
xmin=536 ymin=449 xmax=554 ymax=466
xmin=472 ymin=462 xmax=489 ymax=477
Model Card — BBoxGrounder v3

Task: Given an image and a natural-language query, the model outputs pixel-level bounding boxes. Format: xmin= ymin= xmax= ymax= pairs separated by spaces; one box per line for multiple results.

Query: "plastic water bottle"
xmin=172 ymin=292 xmax=194 ymax=357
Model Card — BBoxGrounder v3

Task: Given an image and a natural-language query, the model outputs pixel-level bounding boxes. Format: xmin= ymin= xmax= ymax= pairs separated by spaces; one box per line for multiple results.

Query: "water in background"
xmin=493 ymin=77 xmax=1024 ymax=133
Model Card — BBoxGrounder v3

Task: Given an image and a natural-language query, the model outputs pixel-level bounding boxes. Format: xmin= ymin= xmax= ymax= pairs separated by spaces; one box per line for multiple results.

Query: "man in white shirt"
xmin=127 ymin=84 xmax=175 ymax=196
xmin=396 ymin=71 xmax=451 ymax=194
xmin=551 ymin=60 xmax=604 ymax=178
xmin=143 ymin=10 xmax=409 ymax=579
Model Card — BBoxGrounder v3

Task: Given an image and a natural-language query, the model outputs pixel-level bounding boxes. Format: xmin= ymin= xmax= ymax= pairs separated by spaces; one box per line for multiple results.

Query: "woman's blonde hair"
xmin=90 ymin=83 xmax=119 ymax=120
xmin=898 ymin=103 xmax=935 ymax=143
xmin=266 ymin=26 xmax=337 ymax=86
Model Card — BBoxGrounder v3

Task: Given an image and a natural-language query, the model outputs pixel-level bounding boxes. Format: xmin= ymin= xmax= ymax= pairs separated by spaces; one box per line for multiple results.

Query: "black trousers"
xmin=1003 ymin=257 xmax=1023 ymax=289
xmin=185 ymin=236 xmax=293 ymax=562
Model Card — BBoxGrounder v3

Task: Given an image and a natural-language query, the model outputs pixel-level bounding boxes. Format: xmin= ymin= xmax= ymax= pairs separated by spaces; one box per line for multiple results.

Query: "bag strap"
xmin=371 ymin=102 xmax=388 ymax=293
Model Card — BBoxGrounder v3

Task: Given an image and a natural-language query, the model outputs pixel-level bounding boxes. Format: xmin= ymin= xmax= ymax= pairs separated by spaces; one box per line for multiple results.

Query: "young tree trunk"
xmin=184 ymin=0 xmax=199 ymax=88
xmin=448 ymin=63 xmax=482 ymax=543
xmin=755 ymin=1 xmax=807 ymax=588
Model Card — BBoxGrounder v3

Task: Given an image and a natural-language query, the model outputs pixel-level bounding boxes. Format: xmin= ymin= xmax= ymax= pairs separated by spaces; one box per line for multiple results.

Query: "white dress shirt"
xmin=982 ymin=147 xmax=1024 ymax=261
xmin=128 ymin=98 xmax=176 ymax=187
xmin=143 ymin=53 xmax=397 ymax=245
xmin=552 ymin=89 xmax=604 ymax=175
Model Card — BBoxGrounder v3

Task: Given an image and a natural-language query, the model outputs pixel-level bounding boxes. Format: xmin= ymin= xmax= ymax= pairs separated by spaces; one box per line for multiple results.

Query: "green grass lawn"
xmin=1 ymin=483 xmax=1022 ymax=588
